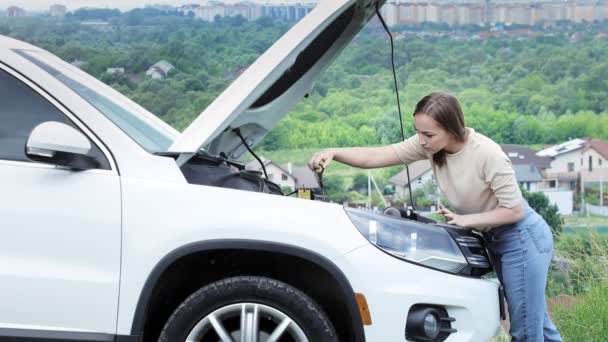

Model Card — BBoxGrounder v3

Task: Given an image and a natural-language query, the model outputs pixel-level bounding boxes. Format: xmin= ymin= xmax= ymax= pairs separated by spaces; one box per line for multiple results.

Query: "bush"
xmin=552 ymin=282 xmax=608 ymax=342
xmin=521 ymin=188 xmax=564 ymax=237
xmin=323 ymin=175 xmax=348 ymax=203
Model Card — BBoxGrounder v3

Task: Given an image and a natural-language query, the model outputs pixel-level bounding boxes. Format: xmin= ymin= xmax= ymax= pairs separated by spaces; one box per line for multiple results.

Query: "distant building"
xmin=536 ymin=138 xmax=608 ymax=191
xmin=145 ymin=60 xmax=175 ymax=79
xmin=580 ymin=138 xmax=608 ymax=184
xmin=193 ymin=4 xmax=227 ymax=21
xmin=388 ymin=159 xmax=434 ymax=198
xmin=7 ymin=6 xmax=26 ymax=17
xmin=244 ymin=160 xmax=322 ymax=193
xmin=261 ymin=4 xmax=314 ymax=22
xmin=225 ymin=3 xmax=253 ymax=19
xmin=145 ymin=4 xmax=175 ymax=12
xmin=501 ymin=144 xmax=552 ymax=192
xmin=537 ymin=138 xmax=586 ymax=191
xmin=179 ymin=4 xmax=200 ymax=17
xmin=573 ymin=2 xmax=595 ymax=22
xmin=245 ymin=159 xmax=296 ymax=190
xmin=187 ymin=3 xmax=261 ymax=22
xmin=513 ymin=164 xmax=544 ymax=192
xmin=106 ymin=67 xmax=125 ymax=74
xmin=502 ymin=144 xmax=552 ymax=170
xmin=534 ymin=137 xmax=608 ymax=215
xmin=184 ymin=2 xmax=314 ymax=22
xmin=49 ymin=4 xmax=67 ymax=17
xmin=384 ymin=0 xmax=608 ymax=27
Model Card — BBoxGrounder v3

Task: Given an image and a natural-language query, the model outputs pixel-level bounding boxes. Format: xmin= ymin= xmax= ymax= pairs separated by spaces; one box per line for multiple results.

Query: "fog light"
xmin=406 ymin=305 xmax=456 ymax=341
xmin=423 ymin=313 xmax=439 ymax=339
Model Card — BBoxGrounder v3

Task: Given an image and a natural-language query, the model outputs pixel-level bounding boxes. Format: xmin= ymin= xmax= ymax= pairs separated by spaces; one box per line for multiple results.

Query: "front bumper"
xmin=343 ymin=244 xmax=502 ymax=342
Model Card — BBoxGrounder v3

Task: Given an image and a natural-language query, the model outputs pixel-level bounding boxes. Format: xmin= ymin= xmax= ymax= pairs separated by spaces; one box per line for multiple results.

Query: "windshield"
xmin=17 ymin=50 xmax=176 ymax=153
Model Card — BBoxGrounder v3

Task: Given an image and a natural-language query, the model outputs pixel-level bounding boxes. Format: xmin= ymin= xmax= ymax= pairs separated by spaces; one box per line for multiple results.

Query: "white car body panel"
xmin=0 ymin=161 xmax=121 ymax=332
xmin=115 ymin=179 xmax=370 ymax=334
xmin=343 ymin=245 xmax=502 ymax=341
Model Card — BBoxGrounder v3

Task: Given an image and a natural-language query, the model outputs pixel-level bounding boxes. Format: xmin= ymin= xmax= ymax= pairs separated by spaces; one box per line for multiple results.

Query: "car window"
xmin=0 ymin=68 xmax=110 ymax=169
xmin=18 ymin=50 xmax=175 ymax=153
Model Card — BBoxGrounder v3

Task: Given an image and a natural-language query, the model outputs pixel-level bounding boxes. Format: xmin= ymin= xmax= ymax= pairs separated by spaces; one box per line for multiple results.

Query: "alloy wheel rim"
xmin=185 ymin=302 xmax=310 ymax=342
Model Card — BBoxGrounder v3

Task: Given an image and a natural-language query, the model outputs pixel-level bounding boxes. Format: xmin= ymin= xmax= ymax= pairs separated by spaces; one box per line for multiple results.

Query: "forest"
xmin=2 ymin=10 xmax=607 ymax=153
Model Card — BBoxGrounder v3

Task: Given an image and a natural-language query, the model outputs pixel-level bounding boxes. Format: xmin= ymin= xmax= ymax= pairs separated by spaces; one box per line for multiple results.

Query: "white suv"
xmin=0 ymin=0 xmax=502 ymax=341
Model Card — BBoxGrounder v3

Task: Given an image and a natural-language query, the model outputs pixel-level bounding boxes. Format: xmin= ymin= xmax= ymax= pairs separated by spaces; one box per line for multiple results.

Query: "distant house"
xmin=106 ymin=67 xmax=125 ymax=74
xmin=579 ymin=138 xmax=608 ymax=184
xmin=388 ymin=159 xmax=433 ymax=198
xmin=501 ymin=144 xmax=552 ymax=192
xmin=512 ymin=164 xmax=543 ymax=192
xmin=537 ymin=138 xmax=587 ymax=191
xmin=536 ymin=138 xmax=608 ymax=190
xmin=569 ymin=32 xmax=583 ymax=43
xmin=146 ymin=60 xmax=175 ymax=79
xmin=501 ymin=144 xmax=552 ymax=170
xmin=245 ymin=159 xmax=321 ymax=193
xmin=245 ymin=159 xmax=296 ymax=190
xmin=533 ymin=138 xmax=608 ymax=214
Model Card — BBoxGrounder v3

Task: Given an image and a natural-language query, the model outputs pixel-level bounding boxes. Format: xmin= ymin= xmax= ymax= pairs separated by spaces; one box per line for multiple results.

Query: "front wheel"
xmin=159 ymin=276 xmax=338 ymax=342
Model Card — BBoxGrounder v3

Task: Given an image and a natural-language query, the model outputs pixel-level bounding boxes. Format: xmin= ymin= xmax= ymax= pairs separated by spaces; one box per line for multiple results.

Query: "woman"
xmin=308 ymin=92 xmax=562 ymax=342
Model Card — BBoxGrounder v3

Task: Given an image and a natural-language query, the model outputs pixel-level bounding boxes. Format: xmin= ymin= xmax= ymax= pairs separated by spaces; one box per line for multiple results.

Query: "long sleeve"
xmin=481 ymin=148 xmax=524 ymax=209
xmin=390 ymin=134 xmax=428 ymax=165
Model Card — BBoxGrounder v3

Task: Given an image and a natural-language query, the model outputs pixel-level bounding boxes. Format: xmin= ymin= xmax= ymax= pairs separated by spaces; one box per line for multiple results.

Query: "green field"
xmin=563 ymin=216 xmax=608 ymax=234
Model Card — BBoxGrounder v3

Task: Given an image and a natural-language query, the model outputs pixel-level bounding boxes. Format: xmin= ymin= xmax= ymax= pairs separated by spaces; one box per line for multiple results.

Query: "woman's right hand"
xmin=308 ymin=149 xmax=336 ymax=171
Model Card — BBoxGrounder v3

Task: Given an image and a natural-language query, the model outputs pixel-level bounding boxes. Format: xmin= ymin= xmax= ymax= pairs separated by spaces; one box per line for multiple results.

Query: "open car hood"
xmin=169 ymin=0 xmax=386 ymax=163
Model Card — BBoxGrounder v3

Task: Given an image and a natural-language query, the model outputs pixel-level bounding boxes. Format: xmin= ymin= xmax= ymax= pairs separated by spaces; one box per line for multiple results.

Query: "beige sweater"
xmin=391 ymin=128 xmax=523 ymax=216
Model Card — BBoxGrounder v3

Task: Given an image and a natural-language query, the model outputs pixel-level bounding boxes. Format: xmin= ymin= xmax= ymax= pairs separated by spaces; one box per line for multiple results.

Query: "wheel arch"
xmin=130 ymin=239 xmax=366 ymax=342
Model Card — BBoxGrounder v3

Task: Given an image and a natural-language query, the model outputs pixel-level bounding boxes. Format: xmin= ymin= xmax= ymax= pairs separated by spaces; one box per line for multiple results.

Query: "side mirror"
xmin=26 ymin=121 xmax=100 ymax=170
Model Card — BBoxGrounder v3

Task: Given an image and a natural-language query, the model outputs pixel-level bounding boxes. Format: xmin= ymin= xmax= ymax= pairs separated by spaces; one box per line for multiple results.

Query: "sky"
xmin=1 ymin=0 xmax=319 ymax=12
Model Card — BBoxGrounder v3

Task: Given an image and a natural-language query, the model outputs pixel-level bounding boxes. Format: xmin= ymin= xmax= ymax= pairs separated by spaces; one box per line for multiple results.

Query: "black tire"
xmin=159 ymin=276 xmax=338 ymax=342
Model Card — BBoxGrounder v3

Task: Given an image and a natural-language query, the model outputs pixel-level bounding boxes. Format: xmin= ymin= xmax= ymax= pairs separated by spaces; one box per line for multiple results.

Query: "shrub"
xmin=521 ymin=188 xmax=564 ymax=237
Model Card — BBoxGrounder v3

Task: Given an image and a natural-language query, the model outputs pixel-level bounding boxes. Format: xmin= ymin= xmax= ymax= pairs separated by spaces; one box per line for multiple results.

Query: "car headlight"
xmin=344 ymin=207 xmax=467 ymax=273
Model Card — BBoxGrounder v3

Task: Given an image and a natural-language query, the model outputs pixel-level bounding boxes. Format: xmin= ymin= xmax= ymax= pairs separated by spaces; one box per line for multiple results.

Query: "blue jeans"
xmin=484 ymin=204 xmax=563 ymax=342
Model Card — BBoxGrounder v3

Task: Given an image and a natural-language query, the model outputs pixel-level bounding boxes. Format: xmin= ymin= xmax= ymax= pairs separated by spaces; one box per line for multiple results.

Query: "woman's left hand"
xmin=438 ymin=206 xmax=469 ymax=227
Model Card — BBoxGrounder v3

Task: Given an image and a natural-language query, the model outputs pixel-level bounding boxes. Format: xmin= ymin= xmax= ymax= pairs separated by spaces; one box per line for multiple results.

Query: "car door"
xmin=0 ymin=65 xmax=121 ymax=338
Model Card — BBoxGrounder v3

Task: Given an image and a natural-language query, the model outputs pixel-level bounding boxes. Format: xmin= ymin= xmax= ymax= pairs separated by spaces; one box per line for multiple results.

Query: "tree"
xmin=352 ymin=173 xmax=368 ymax=194
xmin=521 ymin=188 xmax=564 ymax=237
xmin=323 ymin=175 xmax=348 ymax=203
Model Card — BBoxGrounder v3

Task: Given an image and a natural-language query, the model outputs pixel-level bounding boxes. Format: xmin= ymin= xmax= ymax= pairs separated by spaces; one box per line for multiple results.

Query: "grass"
xmin=548 ymin=230 xmax=608 ymax=296
xmin=563 ymin=215 xmax=608 ymax=228
xmin=561 ymin=215 xmax=608 ymax=235
xmin=548 ymin=231 xmax=608 ymax=340
xmin=492 ymin=282 xmax=608 ymax=342
xmin=552 ymin=283 xmax=608 ymax=342
xmin=491 ymin=230 xmax=608 ymax=341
